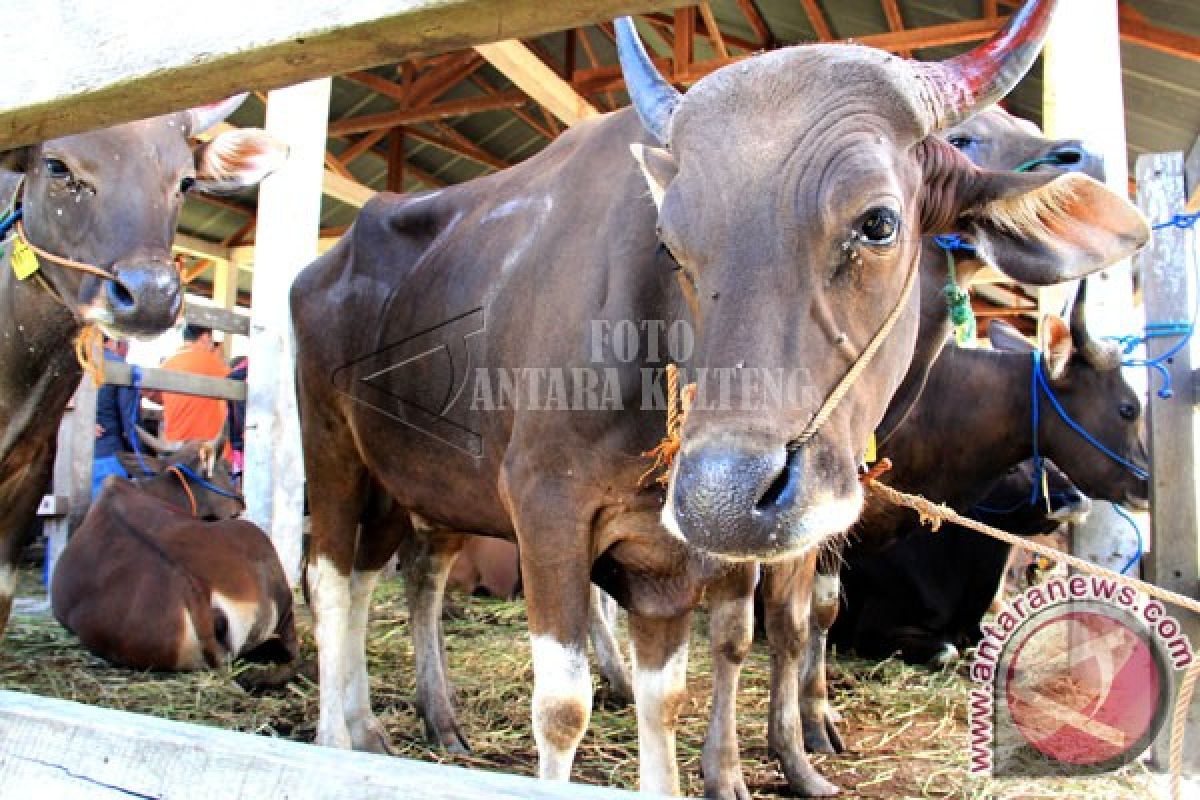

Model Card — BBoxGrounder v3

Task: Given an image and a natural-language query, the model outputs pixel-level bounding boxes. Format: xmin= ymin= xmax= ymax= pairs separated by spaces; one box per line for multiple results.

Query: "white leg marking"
xmin=310 ymin=555 xmax=354 ymax=749
xmin=0 ymin=564 xmax=15 ymax=599
xmin=813 ymin=573 xmax=840 ymax=610
xmin=530 ymin=635 xmax=592 ymax=781
xmin=633 ymin=638 xmax=688 ymax=796
xmin=342 ymin=569 xmax=383 ymax=738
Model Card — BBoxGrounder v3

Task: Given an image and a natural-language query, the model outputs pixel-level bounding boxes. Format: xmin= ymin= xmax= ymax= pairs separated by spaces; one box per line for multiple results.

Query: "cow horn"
xmin=1070 ymin=280 xmax=1122 ymax=370
xmin=918 ymin=0 xmax=1057 ymax=132
xmin=615 ymin=17 xmax=681 ymax=145
xmin=188 ymin=93 xmax=249 ymax=136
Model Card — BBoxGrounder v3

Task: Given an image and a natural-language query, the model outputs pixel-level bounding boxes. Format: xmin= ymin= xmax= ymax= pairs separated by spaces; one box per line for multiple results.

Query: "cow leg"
xmin=702 ymin=563 xmax=757 ymax=800
xmin=762 ymin=556 xmax=839 ymax=797
xmin=628 ymin=608 xmax=691 ymax=796
xmin=800 ymin=567 xmax=845 ymax=754
xmin=589 ymin=585 xmax=634 ymax=707
xmin=402 ymin=528 xmax=469 ymax=753
xmin=513 ymin=512 xmax=593 ymax=783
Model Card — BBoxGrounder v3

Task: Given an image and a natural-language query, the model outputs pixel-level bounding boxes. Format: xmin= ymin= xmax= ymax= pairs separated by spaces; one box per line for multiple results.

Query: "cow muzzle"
xmin=664 ymin=430 xmax=862 ymax=561
xmin=95 ymin=261 xmax=184 ymax=336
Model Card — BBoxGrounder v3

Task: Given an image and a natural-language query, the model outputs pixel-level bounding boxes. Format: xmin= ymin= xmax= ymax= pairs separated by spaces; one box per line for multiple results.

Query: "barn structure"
xmin=1 ymin=0 xmax=1198 ymax=796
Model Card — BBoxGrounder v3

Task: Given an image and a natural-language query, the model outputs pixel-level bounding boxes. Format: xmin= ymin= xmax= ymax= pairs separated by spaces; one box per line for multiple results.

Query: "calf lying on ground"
xmin=52 ymin=443 xmax=297 ymax=671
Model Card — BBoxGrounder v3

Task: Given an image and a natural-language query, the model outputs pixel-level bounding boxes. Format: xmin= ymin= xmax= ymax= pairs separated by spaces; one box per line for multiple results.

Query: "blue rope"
xmin=1111 ymin=502 xmax=1144 ymax=576
xmin=1031 ymin=350 xmax=1151 ymax=485
xmin=0 ymin=207 xmax=22 ymax=240
xmin=973 ymin=489 xmax=1075 ymax=516
xmin=1151 ymin=212 xmax=1200 ymax=231
xmin=171 ymin=463 xmax=244 ymax=502
xmin=126 ymin=366 xmax=155 ymax=476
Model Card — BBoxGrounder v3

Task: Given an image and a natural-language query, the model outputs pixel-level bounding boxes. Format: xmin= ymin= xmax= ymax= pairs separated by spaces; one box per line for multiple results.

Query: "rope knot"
xmin=640 ymin=363 xmax=696 ymax=488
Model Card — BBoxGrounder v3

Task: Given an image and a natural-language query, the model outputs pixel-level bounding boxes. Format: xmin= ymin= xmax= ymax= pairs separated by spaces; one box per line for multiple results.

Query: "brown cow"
xmin=51 ymin=442 xmax=297 ymax=672
xmin=292 ymin=2 xmax=1148 ymax=795
xmin=0 ymin=100 xmax=285 ymax=638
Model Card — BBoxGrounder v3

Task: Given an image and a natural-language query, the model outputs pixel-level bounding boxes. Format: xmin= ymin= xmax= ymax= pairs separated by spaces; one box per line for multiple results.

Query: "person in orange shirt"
xmin=152 ymin=325 xmax=230 ymax=448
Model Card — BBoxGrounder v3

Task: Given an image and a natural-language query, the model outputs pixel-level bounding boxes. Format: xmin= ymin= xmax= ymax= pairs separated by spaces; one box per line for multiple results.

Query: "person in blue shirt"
xmin=92 ymin=337 xmax=140 ymax=499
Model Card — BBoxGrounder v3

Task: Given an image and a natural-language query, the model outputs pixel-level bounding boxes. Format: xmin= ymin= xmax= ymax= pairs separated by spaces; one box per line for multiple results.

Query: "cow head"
xmin=943 ymin=106 xmax=1104 ymax=182
xmin=0 ymin=96 xmax=284 ymax=337
xmin=973 ymin=459 xmax=1091 ymax=535
xmin=615 ymin=0 xmax=1149 ymax=560
xmin=987 ymin=283 xmax=1149 ymax=511
xmin=122 ymin=439 xmax=244 ymax=520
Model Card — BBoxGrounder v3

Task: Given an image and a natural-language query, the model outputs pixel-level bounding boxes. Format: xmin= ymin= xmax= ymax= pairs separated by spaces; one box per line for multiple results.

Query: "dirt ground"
xmin=0 ymin=567 xmax=1163 ymax=799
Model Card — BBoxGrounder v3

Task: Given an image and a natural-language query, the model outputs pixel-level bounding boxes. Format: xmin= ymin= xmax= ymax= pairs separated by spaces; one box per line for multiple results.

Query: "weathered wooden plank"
xmin=184 ymin=303 xmax=251 ymax=337
xmin=0 ymin=1 xmax=681 ymax=148
xmin=103 ymin=362 xmax=246 ymax=403
xmin=244 ymin=81 xmax=327 ymax=587
xmin=1136 ymin=151 xmax=1200 ymax=774
xmin=474 ymin=41 xmax=600 ymax=127
xmin=0 ymin=691 xmax=644 ymax=800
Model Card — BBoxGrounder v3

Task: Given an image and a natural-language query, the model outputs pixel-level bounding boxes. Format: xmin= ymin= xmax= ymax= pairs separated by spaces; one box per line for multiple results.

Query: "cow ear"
xmin=194 ymin=129 xmax=288 ymax=194
xmin=987 ymin=319 xmax=1033 ymax=354
xmin=1041 ymin=315 xmax=1073 ymax=381
xmin=966 ymin=172 xmax=1149 ymax=285
xmin=630 ymin=143 xmax=677 ymax=212
xmin=920 ymin=139 xmax=1149 ymax=285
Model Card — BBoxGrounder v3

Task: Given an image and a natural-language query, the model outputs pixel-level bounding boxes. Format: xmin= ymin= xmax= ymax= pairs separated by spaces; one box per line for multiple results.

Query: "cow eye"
xmin=1118 ymin=402 xmax=1138 ymax=421
xmin=43 ymin=158 xmax=71 ymax=179
xmin=947 ymin=135 xmax=976 ymax=151
xmin=858 ymin=207 xmax=899 ymax=246
xmin=180 ymin=176 xmax=197 ymax=194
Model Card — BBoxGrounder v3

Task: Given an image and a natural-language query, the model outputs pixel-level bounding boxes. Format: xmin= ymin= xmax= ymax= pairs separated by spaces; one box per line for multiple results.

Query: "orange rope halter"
xmin=166 ymin=466 xmax=199 ymax=517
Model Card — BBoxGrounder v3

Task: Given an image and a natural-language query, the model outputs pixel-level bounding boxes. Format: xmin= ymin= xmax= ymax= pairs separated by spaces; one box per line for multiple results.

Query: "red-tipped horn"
xmin=918 ymin=0 xmax=1057 ymax=132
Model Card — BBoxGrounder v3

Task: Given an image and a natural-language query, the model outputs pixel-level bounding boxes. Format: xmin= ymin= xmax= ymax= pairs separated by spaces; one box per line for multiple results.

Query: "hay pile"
xmin=1 ymin=569 xmax=1158 ymax=798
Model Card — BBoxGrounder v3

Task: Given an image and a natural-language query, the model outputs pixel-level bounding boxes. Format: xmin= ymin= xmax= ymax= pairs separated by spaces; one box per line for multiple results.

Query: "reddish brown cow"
xmin=51 ymin=443 xmax=297 ymax=671
xmin=292 ymin=2 xmax=1149 ymax=796
xmin=0 ymin=99 xmax=285 ymax=638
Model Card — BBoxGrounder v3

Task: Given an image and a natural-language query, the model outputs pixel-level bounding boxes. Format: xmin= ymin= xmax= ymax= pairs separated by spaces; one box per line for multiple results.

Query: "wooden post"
xmin=1137 ymin=152 xmax=1200 ymax=774
xmin=212 ymin=259 xmax=240 ymax=361
xmin=41 ymin=377 xmax=97 ymax=594
xmin=1042 ymin=0 xmax=1142 ymax=569
xmin=244 ymin=79 xmax=330 ymax=585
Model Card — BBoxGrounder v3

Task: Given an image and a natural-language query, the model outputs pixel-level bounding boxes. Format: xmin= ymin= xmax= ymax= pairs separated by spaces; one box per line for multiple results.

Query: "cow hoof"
xmin=353 ymin=719 xmax=396 ymax=755
xmin=780 ymin=756 xmax=839 ymax=798
xmin=930 ymin=642 xmax=960 ymax=669
xmin=423 ymin=719 xmax=471 ymax=755
xmin=703 ymin=775 xmax=751 ymax=800
xmin=801 ymin=711 xmax=845 ymax=755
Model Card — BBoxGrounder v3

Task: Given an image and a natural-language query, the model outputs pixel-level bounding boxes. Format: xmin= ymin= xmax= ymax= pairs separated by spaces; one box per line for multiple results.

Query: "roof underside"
xmin=178 ymin=0 xmax=1199 ymax=325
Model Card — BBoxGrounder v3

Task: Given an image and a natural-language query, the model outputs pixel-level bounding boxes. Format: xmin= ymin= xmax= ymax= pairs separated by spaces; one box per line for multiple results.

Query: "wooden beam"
xmin=387 ymin=128 xmax=406 ymax=193
xmin=328 ymin=92 xmax=528 ymax=136
xmin=673 ymin=7 xmax=695 ymax=74
xmin=0 ymin=1 xmax=680 ymax=147
xmin=406 ymin=52 xmax=487 ymax=107
xmin=643 ymin=12 xmax=759 ymax=53
xmin=407 ymin=125 xmax=510 ymax=171
xmin=184 ymin=304 xmax=251 ymax=336
xmin=734 ymin=0 xmax=771 ymax=47
xmin=173 ymin=234 xmax=231 ymax=264
xmin=577 ymin=27 xmax=619 ymax=112
xmin=104 ymin=362 xmax=246 ymax=402
xmin=983 ymin=0 xmax=999 ymax=17
xmin=338 ymin=129 xmax=391 ymax=167
xmin=799 ymin=0 xmax=834 ymax=42
xmin=322 ymin=168 xmax=376 ymax=207
xmin=879 ymin=0 xmax=911 ymax=58
xmin=474 ymin=40 xmax=600 ymax=126
xmin=697 ymin=2 xmax=729 ymax=59
xmin=1118 ymin=6 xmax=1200 ymax=62
xmin=0 ymin=691 xmax=644 ymax=800
xmin=467 ymin=75 xmax=557 ymax=140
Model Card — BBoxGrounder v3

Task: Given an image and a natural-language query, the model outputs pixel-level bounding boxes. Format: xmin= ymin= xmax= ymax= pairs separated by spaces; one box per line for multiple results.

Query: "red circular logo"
xmin=1004 ymin=608 xmax=1165 ymax=767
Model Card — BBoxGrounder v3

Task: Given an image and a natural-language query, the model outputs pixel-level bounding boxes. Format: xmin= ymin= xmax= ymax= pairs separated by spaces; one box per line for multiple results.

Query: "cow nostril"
xmin=106 ymin=279 xmax=137 ymax=312
xmin=756 ymin=446 xmax=801 ymax=511
xmin=1048 ymin=145 xmax=1084 ymax=167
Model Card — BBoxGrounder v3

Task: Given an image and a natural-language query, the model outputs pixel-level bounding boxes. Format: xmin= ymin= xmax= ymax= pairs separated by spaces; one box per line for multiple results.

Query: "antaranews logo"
xmin=969 ymin=575 xmax=1193 ymax=779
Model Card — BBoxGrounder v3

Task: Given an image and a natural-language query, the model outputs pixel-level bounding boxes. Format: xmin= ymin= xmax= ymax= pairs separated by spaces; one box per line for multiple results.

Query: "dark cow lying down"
xmin=52 ymin=444 xmax=297 ymax=671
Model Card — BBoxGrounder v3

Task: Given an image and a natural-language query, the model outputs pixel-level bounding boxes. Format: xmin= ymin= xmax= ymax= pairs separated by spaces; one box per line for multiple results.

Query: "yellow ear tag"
xmin=864 ymin=433 xmax=877 ymax=464
xmin=9 ymin=238 xmax=39 ymax=280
